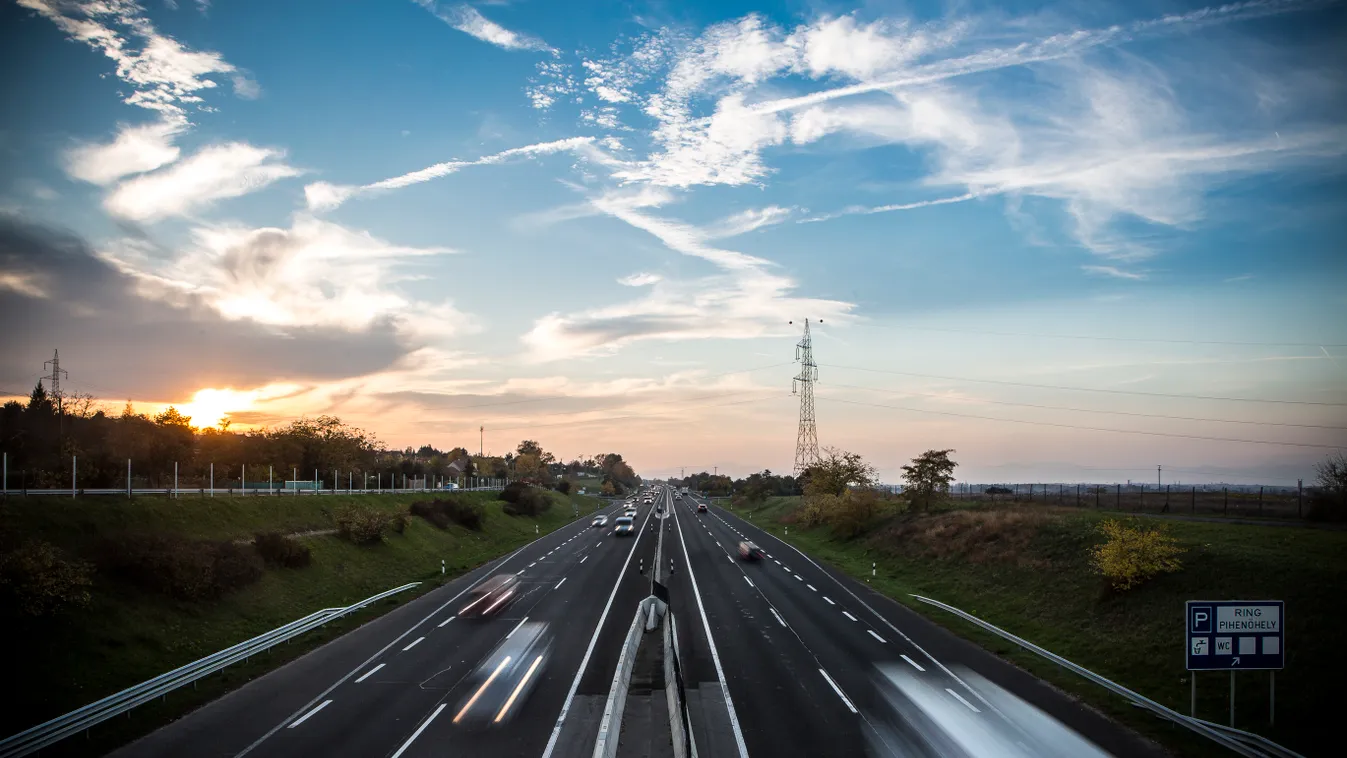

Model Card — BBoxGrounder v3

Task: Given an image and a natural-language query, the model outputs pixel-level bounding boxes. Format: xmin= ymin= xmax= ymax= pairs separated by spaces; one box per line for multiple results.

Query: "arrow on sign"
xmin=1232 ymin=657 xmax=1241 ymax=666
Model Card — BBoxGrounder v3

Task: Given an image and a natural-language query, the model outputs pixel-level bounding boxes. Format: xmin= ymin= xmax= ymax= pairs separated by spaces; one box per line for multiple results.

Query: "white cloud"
xmin=20 ymin=0 xmax=239 ymax=119
xmin=413 ymin=1 xmax=555 ymax=53
xmin=231 ymin=74 xmax=261 ymax=99
xmin=104 ymin=142 xmax=303 ymax=221
xmin=101 ymin=216 xmax=472 ymax=339
xmin=1082 ymin=264 xmax=1147 ymax=280
xmin=523 ymin=188 xmax=854 ymax=360
xmin=618 ymin=272 xmax=662 ymax=286
xmin=305 ymin=137 xmax=594 ymax=211
xmin=704 ymin=205 xmax=793 ymax=238
xmin=63 ymin=117 xmax=186 ymax=185
xmin=787 ymin=14 xmax=961 ymax=81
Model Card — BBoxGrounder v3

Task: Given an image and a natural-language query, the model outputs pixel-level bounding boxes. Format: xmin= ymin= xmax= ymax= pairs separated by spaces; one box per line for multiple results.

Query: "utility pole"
xmin=791 ymin=319 xmax=821 ymax=474
xmin=44 ymin=350 xmax=69 ymax=434
xmin=1158 ymin=465 xmax=1162 ymax=490
xmin=480 ymin=425 xmax=484 ymax=457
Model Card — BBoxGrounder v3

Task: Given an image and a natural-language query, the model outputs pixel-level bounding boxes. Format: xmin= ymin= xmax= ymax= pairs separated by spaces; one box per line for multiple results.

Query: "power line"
xmin=884 ymin=325 xmax=1347 ymax=349
xmin=816 ymin=396 xmax=1345 ymax=449
xmin=825 ymin=364 xmax=1347 ymax=407
xmin=828 ymin=382 xmax=1347 ymax=430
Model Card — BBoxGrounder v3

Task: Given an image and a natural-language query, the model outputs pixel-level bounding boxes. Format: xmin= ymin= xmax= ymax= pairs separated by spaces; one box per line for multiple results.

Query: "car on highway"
xmin=613 ymin=516 xmax=635 ymax=536
xmin=624 ymin=507 xmax=637 ymax=517
xmin=452 ymin=621 xmax=553 ymax=727
xmin=697 ymin=503 xmax=708 ymax=513
xmin=458 ymin=574 xmax=520 ymax=618
xmin=738 ymin=541 xmax=764 ymax=561
xmin=591 ymin=515 xmax=608 ymax=527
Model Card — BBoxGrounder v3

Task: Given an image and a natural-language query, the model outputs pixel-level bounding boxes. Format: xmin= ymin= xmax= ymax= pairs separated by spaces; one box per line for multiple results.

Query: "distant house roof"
xmin=446 ymin=458 xmax=469 ymax=475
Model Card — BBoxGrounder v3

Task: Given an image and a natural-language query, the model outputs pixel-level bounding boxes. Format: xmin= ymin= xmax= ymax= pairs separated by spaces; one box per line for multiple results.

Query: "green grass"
xmin=734 ymin=496 xmax=1343 ymax=758
xmin=0 ymin=488 xmax=599 ymax=755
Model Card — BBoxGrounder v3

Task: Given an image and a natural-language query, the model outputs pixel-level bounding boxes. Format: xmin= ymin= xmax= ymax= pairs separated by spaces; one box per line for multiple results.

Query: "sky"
xmin=1 ymin=0 xmax=1345 ymax=485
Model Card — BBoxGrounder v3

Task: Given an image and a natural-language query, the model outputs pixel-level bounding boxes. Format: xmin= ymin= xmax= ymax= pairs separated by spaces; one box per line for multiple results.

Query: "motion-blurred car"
xmin=613 ymin=516 xmax=635 ymax=536
xmin=697 ymin=503 xmax=708 ymax=513
xmin=864 ymin=664 xmax=1112 ymax=758
xmin=458 ymin=574 xmax=520 ymax=618
xmin=738 ymin=541 xmax=764 ymax=561
xmin=452 ymin=621 xmax=553 ymax=727
xmin=591 ymin=515 xmax=608 ymax=527
xmin=624 ymin=507 xmax=637 ymax=518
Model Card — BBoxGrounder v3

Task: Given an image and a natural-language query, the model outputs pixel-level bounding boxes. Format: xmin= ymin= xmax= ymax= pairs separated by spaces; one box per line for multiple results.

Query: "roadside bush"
xmin=335 ymin=506 xmax=392 ymax=545
xmin=830 ymin=489 xmax=883 ymax=538
xmin=0 ymin=539 xmax=94 ymax=617
xmin=97 ymin=535 xmax=263 ymax=600
xmin=500 ymin=482 xmax=552 ymax=517
xmin=253 ymin=532 xmax=312 ymax=568
xmin=410 ymin=498 xmax=484 ymax=530
xmin=390 ymin=512 xmax=407 ymax=534
xmin=556 ymin=480 xmax=572 ymax=495
xmin=1090 ymin=519 xmax=1183 ymax=591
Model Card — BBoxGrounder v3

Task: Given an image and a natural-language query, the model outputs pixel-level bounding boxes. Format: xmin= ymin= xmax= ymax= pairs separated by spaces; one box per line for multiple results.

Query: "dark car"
xmin=738 ymin=541 xmax=764 ymax=561
xmin=459 ymin=574 xmax=520 ymax=617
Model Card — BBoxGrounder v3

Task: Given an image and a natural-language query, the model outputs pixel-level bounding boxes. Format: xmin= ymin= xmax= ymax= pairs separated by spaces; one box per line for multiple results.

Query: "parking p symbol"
xmin=1192 ymin=607 xmax=1212 ymax=633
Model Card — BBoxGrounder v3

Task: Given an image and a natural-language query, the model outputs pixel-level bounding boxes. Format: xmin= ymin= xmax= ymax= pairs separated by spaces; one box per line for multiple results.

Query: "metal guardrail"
xmin=0 ymin=487 xmax=504 ymax=497
xmin=909 ymin=595 xmax=1305 ymax=758
xmin=0 ymin=582 xmax=421 ymax=758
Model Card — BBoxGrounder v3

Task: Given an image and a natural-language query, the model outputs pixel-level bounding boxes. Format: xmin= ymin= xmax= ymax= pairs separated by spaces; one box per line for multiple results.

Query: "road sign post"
xmin=1187 ymin=600 xmax=1284 ymax=727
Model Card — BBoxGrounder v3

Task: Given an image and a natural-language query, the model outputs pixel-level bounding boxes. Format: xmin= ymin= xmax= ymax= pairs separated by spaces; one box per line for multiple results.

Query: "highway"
xmin=107 ymin=485 xmax=1166 ymax=758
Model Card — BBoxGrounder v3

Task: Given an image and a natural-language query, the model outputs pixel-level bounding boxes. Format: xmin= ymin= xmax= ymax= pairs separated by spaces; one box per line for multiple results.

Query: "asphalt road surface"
xmin=108 ymin=486 xmax=1166 ymax=758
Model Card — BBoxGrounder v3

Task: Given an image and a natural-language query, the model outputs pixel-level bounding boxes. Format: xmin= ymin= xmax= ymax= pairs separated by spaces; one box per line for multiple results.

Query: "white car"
xmin=591 ymin=515 xmax=608 ymax=527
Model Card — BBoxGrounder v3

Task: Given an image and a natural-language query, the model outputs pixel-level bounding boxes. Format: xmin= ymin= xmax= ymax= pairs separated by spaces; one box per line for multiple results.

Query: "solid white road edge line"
xmin=390 ymin=703 xmax=447 ymax=758
xmin=540 ymin=500 xmax=659 ymax=758
xmin=867 ymin=630 xmax=887 ymax=643
xmin=946 ymin=688 xmax=981 ymax=713
xmin=287 ymin=699 xmax=332 ymax=728
xmin=354 ymin=664 xmax=385 ymax=683
xmin=818 ymin=669 xmax=858 ymax=714
xmin=236 ymin=514 xmax=594 ymax=757
xmin=402 ymin=636 xmax=424 ymax=652
xmin=901 ymin=654 xmax=926 ymax=672
xmin=672 ymin=495 xmax=751 ymax=758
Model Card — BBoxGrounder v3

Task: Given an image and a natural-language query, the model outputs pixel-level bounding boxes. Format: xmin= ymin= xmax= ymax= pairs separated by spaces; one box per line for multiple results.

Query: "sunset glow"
xmin=179 ymin=388 xmax=258 ymax=430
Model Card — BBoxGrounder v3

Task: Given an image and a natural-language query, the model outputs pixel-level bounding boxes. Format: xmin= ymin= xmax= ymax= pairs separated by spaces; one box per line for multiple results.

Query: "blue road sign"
xmin=1186 ymin=600 xmax=1284 ymax=671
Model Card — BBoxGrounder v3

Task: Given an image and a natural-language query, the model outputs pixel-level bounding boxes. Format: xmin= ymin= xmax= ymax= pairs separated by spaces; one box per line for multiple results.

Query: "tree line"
xmin=0 ymin=381 xmax=640 ymax=493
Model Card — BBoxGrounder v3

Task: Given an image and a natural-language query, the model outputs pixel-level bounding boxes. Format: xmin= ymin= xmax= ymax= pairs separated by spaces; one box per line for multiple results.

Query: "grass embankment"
xmin=0 ymin=489 xmax=604 ymax=756
xmin=730 ymin=496 xmax=1343 ymax=757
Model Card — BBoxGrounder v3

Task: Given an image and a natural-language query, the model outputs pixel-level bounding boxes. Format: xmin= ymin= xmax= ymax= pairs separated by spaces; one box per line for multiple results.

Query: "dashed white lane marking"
xmin=743 ymin=576 xmax=754 ymax=587
xmin=794 ymin=574 xmax=803 ymax=581
xmin=770 ymin=608 xmax=787 ymax=627
xmin=355 ymin=664 xmax=385 ymax=683
xmin=288 ymin=699 xmax=332 ymax=728
xmin=402 ymin=636 xmax=425 ymax=652
xmin=947 ymin=688 xmax=981 ymax=712
xmin=529 ymin=562 xmax=536 ymax=568
xmin=901 ymin=654 xmax=926 ymax=672
xmin=555 ymin=577 xmax=567 ymax=589
xmin=818 ymin=669 xmax=858 ymax=713
xmin=506 ymin=617 xmax=530 ymax=638
xmin=390 ymin=703 xmax=446 ymax=757
xmin=437 ymin=615 xmax=455 ymax=628
xmin=823 ymin=596 xmax=835 ymax=605
xmin=727 ymin=555 xmax=734 ymax=562
xmin=842 ymin=611 xmax=857 ymax=621
xmin=774 ymin=560 xmax=781 ymax=565
xmin=867 ymin=630 xmax=887 ymax=643
xmin=807 ymin=584 xmax=817 ymax=592
xmin=580 ymin=555 xmax=588 ymax=564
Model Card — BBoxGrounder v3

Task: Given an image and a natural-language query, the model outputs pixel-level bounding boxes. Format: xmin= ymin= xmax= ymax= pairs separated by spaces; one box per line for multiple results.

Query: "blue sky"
xmin=2 ymin=0 xmax=1345 ymax=484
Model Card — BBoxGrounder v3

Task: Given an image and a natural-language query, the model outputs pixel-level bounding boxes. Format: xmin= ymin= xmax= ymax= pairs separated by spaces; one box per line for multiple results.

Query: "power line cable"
xmin=825 ymin=364 xmax=1347 ymax=407
xmin=884 ymin=325 xmax=1347 ymax=349
xmin=828 ymin=382 xmax=1347 ymax=430
xmin=816 ymin=395 xmax=1345 ymax=450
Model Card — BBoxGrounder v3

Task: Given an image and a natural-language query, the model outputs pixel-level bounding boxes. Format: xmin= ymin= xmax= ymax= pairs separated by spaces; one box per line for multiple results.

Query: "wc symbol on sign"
xmin=1191 ymin=606 xmax=1213 ymax=633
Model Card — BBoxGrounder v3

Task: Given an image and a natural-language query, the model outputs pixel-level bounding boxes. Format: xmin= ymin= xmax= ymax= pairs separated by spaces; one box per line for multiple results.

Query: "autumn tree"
xmin=901 ymin=449 xmax=958 ymax=512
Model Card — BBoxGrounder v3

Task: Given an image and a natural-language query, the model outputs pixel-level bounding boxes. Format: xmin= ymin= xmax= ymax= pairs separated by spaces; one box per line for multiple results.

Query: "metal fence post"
xmin=1191 ymin=486 xmax=1196 ymax=514
xmin=127 ymin=458 xmax=131 ymax=499
xmin=1258 ymin=486 xmax=1263 ymax=516
xmin=1116 ymin=483 xmax=1121 ymax=509
xmin=72 ymin=455 xmax=77 ymax=498
xmin=210 ymin=463 xmax=214 ymax=498
xmin=1224 ymin=487 xmax=1228 ymax=515
xmin=1297 ymin=479 xmax=1302 ymax=518
xmin=174 ymin=461 xmax=178 ymax=499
